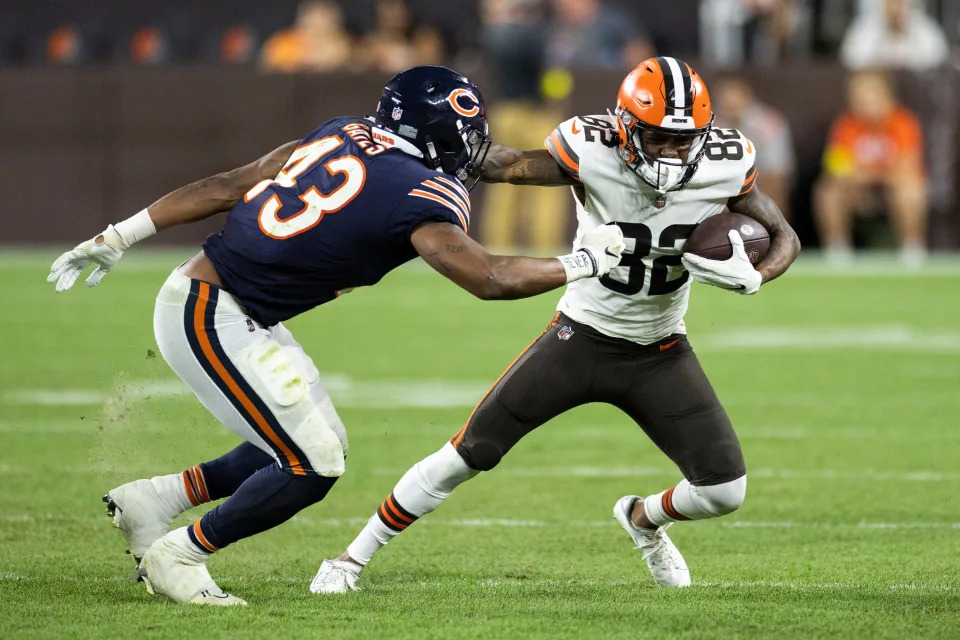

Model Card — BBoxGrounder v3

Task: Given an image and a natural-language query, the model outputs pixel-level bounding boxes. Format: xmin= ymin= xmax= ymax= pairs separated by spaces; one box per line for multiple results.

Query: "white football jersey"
xmin=544 ymin=113 xmax=758 ymax=345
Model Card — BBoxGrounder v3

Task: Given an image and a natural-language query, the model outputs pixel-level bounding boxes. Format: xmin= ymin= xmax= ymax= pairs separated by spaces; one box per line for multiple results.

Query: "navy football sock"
xmin=189 ymin=463 xmax=338 ymax=551
xmin=197 ymin=443 xmax=274 ymax=501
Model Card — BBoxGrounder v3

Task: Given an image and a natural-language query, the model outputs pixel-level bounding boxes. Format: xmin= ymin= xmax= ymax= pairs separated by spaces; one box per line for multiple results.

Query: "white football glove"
xmin=47 ymin=225 xmax=126 ymax=292
xmin=577 ymin=224 xmax=626 ymax=277
xmin=559 ymin=224 xmax=626 ymax=282
xmin=681 ymin=230 xmax=762 ymax=295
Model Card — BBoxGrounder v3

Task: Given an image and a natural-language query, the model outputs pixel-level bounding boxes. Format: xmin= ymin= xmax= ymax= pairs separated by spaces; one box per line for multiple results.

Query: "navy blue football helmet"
xmin=375 ymin=65 xmax=491 ymax=190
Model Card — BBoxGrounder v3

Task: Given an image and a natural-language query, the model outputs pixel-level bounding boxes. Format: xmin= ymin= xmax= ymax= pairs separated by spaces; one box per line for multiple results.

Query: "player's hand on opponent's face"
xmin=681 ymin=230 xmax=762 ymax=295
xmin=577 ymin=224 xmax=626 ymax=277
xmin=47 ymin=225 xmax=126 ymax=292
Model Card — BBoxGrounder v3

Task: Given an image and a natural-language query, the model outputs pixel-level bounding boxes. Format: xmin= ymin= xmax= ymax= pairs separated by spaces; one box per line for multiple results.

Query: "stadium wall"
xmin=1 ymin=65 xmax=956 ymax=249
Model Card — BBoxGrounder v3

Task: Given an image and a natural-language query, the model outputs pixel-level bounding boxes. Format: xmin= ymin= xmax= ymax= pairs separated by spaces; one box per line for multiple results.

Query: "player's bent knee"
xmin=456 ymin=439 xmax=504 ymax=472
xmin=697 ymin=475 xmax=747 ymax=516
xmin=417 ymin=442 xmax=478 ymax=494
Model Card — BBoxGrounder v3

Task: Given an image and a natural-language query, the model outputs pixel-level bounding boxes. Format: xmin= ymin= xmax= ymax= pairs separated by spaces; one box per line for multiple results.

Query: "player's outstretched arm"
xmin=727 ymin=186 xmax=801 ymax=284
xmin=47 ymin=141 xmax=299 ymax=292
xmin=480 ymin=145 xmax=576 ymax=186
xmin=411 ymin=221 xmax=624 ymax=300
xmin=147 ymin=140 xmax=299 ymax=231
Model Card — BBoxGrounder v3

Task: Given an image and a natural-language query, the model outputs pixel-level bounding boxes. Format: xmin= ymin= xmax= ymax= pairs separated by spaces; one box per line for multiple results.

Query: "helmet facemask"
xmin=615 ymin=107 xmax=713 ymax=193
xmin=424 ymin=120 xmax=491 ymax=191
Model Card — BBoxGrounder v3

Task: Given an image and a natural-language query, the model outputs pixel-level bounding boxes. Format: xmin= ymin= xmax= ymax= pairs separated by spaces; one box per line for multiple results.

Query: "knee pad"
xmin=236 ymin=336 xmax=345 ymax=477
xmin=456 ymin=439 xmax=505 ymax=472
xmin=695 ymin=475 xmax=747 ymax=516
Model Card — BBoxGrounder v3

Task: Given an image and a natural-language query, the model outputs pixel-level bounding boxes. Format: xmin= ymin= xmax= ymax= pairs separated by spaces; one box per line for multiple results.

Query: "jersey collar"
xmin=371 ymin=126 xmax=424 ymax=159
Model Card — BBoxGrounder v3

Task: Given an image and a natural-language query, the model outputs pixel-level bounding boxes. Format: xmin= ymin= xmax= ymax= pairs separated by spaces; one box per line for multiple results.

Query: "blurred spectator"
xmin=547 ymin=0 xmax=653 ymax=69
xmin=260 ymin=0 xmax=352 ymax=72
xmin=481 ymin=0 xmax=566 ymax=253
xmin=220 ymin=26 xmax=258 ymax=65
xmin=841 ymin=0 xmax=949 ymax=71
xmin=356 ymin=0 xmax=444 ymax=73
xmin=714 ymin=78 xmax=795 ymax=219
xmin=701 ymin=0 xmax=812 ymax=67
xmin=129 ymin=27 xmax=171 ymax=65
xmin=814 ymin=72 xmax=927 ymax=265
xmin=46 ymin=26 xmax=85 ymax=65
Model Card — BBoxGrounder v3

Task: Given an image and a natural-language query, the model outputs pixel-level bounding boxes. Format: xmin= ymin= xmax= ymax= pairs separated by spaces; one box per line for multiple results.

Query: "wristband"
xmin=113 ymin=208 xmax=157 ymax=250
xmin=557 ymin=249 xmax=597 ymax=283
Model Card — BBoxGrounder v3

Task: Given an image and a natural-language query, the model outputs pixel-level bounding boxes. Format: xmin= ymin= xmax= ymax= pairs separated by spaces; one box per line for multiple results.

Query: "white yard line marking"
xmin=2 ymin=376 xmax=489 ymax=408
xmin=6 ymin=513 xmax=958 ymax=532
xmin=696 ymin=325 xmax=960 ymax=352
xmin=0 ymin=462 xmax=952 ymax=482
xmin=0 ymin=571 xmax=950 ymax=592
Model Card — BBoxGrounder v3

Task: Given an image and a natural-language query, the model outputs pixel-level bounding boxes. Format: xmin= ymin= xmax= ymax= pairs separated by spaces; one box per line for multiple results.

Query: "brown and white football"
xmin=685 ymin=211 xmax=770 ymax=264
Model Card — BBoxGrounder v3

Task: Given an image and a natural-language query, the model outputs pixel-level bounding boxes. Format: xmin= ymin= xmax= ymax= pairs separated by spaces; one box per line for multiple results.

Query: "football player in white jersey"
xmin=313 ymin=57 xmax=800 ymax=592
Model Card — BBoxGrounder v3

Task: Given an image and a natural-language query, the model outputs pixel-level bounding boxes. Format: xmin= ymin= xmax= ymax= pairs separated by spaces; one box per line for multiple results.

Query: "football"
xmin=685 ymin=210 xmax=770 ymax=264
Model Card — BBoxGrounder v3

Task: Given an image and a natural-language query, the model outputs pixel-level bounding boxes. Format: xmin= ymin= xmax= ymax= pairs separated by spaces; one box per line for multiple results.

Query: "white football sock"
xmin=346 ymin=443 xmax=477 ymax=565
xmin=149 ymin=473 xmax=195 ymax=519
xmin=642 ymin=476 xmax=747 ymax=527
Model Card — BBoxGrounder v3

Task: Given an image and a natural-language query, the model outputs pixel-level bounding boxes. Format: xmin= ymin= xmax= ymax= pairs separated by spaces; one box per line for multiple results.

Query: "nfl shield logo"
xmin=558 ymin=326 xmax=574 ymax=341
xmin=392 ymin=107 xmax=403 ymax=120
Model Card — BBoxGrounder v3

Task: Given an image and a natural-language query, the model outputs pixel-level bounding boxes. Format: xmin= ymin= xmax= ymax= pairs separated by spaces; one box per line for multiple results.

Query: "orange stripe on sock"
xmin=386 ymin=495 xmax=415 ymax=524
xmin=182 ymin=470 xmax=200 ymax=506
xmin=378 ymin=504 xmax=408 ymax=530
xmin=662 ymin=486 xmax=690 ymax=521
xmin=193 ymin=520 xmax=219 ymax=552
xmin=193 ymin=283 xmax=305 ymax=475
xmin=192 ymin=466 xmax=210 ymax=503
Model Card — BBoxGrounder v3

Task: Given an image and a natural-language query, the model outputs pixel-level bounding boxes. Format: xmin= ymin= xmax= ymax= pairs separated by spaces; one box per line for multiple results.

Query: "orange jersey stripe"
xmin=434 ymin=175 xmax=470 ymax=202
xmin=409 ymin=189 xmax=468 ymax=230
xmin=547 ymin=132 xmax=579 ymax=176
xmin=193 ymin=283 xmax=305 ymax=475
xmin=423 ymin=180 xmax=470 ymax=222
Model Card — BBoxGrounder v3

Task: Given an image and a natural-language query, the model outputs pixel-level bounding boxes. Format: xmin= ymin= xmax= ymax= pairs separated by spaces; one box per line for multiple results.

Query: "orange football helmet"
xmin=614 ymin=56 xmax=714 ymax=193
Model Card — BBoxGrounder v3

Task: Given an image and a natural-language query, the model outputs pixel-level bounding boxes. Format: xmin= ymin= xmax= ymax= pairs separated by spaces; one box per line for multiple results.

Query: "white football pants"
xmin=153 ymin=269 xmax=348 ymax=477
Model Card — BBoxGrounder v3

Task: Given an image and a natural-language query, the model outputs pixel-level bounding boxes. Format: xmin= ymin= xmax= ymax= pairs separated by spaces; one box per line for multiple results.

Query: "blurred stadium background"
xmin=2 ymin=0 xmax=960 ymax=256
xmin=1 ymin=1 xmax=959 ymax=638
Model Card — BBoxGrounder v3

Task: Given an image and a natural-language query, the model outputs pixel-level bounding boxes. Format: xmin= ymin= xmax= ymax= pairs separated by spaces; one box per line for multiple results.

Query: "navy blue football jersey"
xmin=203 ymin=116 xmax=471 ymax=326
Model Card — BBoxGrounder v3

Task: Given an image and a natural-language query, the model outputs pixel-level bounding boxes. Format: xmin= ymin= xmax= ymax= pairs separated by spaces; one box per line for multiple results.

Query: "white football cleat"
xmin=613 ymin=495 xmax=691 ymax=587
xmin=310 ymin=559 xmax=362 ymax=594
xmin=103 ymin=479 xmax=175 ymax=567
xmin=138 ymin=527 xmax=246 ymax=606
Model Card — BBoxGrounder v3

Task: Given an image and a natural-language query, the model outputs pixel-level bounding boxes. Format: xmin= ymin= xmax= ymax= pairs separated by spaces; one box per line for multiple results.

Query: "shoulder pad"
xmin=544 ymin=114 xmax=619 ymax=182
xmin=700 ymin=127 xmax=758 ymax=197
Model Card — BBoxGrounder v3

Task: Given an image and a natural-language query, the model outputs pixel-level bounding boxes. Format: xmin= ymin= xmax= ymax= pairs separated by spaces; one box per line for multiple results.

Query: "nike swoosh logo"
xmin=659 ymin=339 xmax=680 ymax=352
xmin=571 ymin=120 xmax=581 ymax=135
xmin=722 ymin=284 xmax=746 ymax=290
xmin=605 ymin=248 xmax=618 ymax=258
xmin=746 ymin=140 xmax=753 ymax=153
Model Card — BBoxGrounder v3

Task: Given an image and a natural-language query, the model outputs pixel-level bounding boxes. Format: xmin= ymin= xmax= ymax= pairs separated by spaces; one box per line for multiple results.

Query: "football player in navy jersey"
xmin=47 ymin=66 xmax=625 ymax=606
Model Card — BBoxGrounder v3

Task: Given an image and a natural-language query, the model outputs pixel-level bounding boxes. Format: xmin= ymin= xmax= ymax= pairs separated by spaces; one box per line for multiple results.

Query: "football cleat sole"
xmin=102 ymin=493 xmax=145 ymax=581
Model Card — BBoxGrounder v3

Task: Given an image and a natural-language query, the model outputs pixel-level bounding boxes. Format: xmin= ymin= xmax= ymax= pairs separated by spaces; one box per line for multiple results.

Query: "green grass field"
xmin=1 ymin=250 xmax=959 ymax=639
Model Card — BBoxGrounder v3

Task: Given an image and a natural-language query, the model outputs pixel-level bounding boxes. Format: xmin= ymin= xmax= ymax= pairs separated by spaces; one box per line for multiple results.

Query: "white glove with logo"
xmin=47 ymin=225 xmax=127 ymax=292
xmin=681 ymin=230 xmax=762 ymax=295
xmin=558 ymin=224 xmax=626 ymax=282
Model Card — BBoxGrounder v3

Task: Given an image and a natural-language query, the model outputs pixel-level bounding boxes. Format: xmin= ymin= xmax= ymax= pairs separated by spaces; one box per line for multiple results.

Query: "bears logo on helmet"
xmin=375 ymin=66 xmax=491 ymax=190
xmin=447 ymin=88 xmax=481 ymax=118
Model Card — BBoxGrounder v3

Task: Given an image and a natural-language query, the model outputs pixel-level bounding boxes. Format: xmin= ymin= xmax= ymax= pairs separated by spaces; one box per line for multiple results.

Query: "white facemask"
xmin=637 ymin=155 xmax=687 ymax=193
